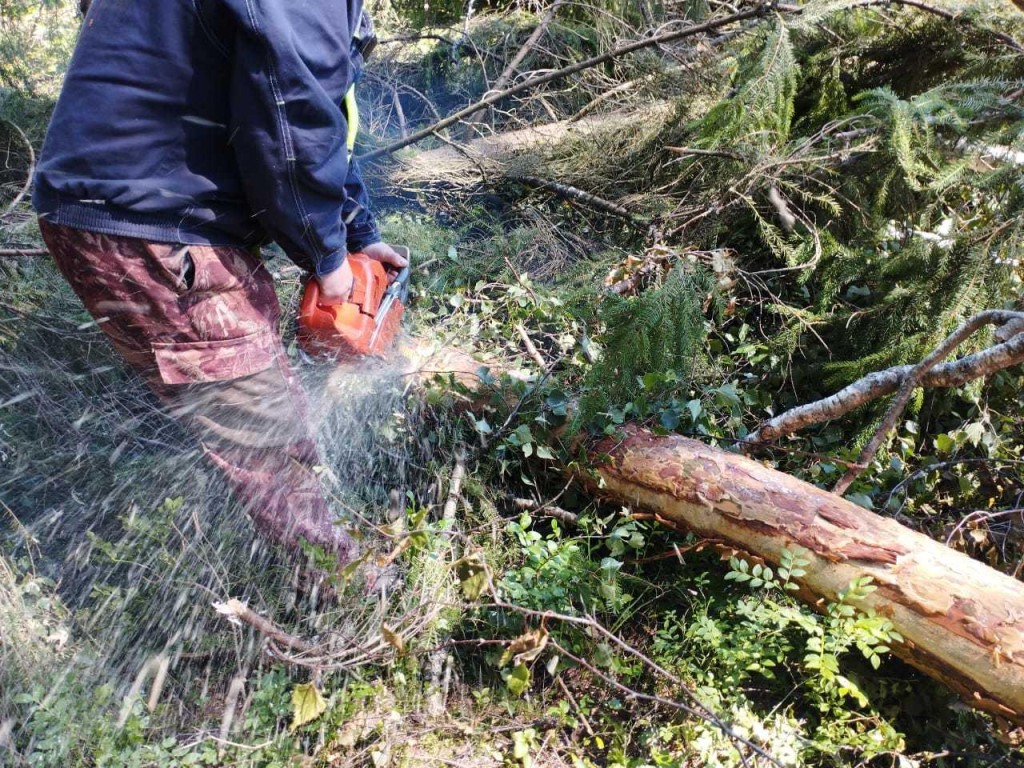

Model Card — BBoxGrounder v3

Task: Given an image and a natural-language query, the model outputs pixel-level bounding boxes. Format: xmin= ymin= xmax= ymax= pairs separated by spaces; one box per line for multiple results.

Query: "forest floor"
xmin=3 ymin=1 xmax=1024 ymax=766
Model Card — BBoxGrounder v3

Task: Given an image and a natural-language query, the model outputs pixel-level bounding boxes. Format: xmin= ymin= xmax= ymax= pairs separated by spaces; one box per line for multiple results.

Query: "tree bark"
xmin=580 ymin=425 xmax=1024 ymax=724
xmin=387 ymin=342 xmax=1024 ymax=722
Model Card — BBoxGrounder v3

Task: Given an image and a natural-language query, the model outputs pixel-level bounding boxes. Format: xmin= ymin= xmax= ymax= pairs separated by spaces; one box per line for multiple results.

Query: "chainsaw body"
xmin=297 ymin=247 xmax=410 ymax=359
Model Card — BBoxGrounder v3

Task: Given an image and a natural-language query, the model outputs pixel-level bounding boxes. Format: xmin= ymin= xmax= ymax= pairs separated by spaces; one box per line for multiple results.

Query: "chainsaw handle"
xmin=388 ymin=266 xmax=411 ymax=302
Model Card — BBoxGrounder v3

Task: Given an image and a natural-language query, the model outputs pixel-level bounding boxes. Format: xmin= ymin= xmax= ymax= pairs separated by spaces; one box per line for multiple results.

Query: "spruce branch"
xmin=778 ymin=0 xmax=1024 ymax=52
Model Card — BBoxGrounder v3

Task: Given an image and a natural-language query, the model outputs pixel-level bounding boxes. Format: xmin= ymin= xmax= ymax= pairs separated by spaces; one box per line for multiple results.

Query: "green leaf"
xmin=963 ymin=421 xmax=986 ymax=447
xmin=845 ymin=492 xmax=874 ymax=510
xmin=290 ymin=682 xmax=327 ymax=731
xmin=503 ymin=663 xmax=531 ymax=697
xmin=535 ymin=445 xmax=554 ymax=460
xmin=659 ymin=409 xmax=681 ymax=430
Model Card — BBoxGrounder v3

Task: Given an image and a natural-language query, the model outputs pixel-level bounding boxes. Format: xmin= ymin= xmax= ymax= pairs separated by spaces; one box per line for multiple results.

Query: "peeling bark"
xmin=747 ymin=325 xmax=1024 ymax=444
xmin=581 ymin=425 xmax=1024 ymax=724
xmin=394 ymin=344 xmax=1024 ymax=722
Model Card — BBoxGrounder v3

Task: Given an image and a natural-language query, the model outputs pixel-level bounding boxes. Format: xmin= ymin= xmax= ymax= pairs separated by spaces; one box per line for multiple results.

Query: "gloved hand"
xmin=316 ymin=243 xmax=408 ymax=304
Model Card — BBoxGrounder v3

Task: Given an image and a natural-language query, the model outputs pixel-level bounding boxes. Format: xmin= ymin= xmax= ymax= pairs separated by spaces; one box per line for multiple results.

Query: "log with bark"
xmin=393 ymin=342 xmax=1024 ymax=723
xmin=578 ymin=424 xmax=1024 ymax=724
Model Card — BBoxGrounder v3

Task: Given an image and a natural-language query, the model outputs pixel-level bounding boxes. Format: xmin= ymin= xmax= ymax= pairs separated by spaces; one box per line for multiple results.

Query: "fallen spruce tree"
xmin=564 ymin=311 xmax=1024 ymax=725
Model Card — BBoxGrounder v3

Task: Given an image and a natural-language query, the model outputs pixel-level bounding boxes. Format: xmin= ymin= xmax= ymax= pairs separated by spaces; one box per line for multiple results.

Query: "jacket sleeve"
xmin=223 ymin=0 xmax=355 ymax=276
xmin=342 ymin=155 xmax=381 ymax=253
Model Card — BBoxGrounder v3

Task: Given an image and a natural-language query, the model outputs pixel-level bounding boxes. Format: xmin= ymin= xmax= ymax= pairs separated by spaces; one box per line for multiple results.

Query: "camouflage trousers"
xmin=39 ymin=220 xmax=355 ymax=563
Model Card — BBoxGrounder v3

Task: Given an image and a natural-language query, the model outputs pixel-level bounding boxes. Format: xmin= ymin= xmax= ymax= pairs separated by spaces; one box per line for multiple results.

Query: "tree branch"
xmin=832 ymin=310 xmax=1023 ymax=494
xmin=465 ymin=0 xmax=566 ymax=127
xmin=745 ymin=311 xmax=1024 ymax=445
xmin=0 ymin=248 xmax=46 ymax=258
xmin=359 ymin=6 xmax=770 ymax=163
xmin=213 ymin=599 xmax=319 ymax=655
xmin=507 ymin=173 xmax=639 ymax=222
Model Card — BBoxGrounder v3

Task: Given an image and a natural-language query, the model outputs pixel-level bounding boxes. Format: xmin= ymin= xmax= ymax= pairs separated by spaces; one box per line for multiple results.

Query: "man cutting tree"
xmin=33 ymin=0 xmax=405 ymax=572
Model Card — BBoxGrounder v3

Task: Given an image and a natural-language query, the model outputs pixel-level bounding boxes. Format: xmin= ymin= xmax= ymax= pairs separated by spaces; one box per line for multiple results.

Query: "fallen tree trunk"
xmin=351 ymin=343 xmax=1024 ymax=722
xmin=579 ymin=425 xmax=1024 ymax=725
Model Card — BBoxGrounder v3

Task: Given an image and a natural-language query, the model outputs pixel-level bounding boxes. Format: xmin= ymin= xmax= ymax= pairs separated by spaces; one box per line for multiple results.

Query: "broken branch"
xmin=832 ymin=310 xmax=1024 ymax=494
xmin=359 ymin=6 xmax=770 ymax=162
xmin=746 ymin=311 xmax=1024 ymax=445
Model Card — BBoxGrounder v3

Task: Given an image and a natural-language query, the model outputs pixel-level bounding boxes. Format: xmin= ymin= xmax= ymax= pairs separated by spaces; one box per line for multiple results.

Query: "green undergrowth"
xmin=4 ymin=1 xmax=1024 ymax=766
xmin=4 ymin=210 xmax=1016 ymax=767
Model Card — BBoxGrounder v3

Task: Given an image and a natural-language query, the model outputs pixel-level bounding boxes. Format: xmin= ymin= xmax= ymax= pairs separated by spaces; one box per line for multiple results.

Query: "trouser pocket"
xmin=151 ymin=329 xmax=278 ymax=385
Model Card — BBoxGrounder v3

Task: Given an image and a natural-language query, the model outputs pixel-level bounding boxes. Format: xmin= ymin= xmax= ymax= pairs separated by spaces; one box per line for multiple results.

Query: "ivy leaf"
xmin=845 ymin=492 xmax=874 ymax=510
xmin=290 ymin=682 xmax=327 ymax=731
xmin=499 ymin=627 xmax=549 ymax=667
xmin=659 ymin=409 xmax=681 ymax=430
xmin=963 ymin=421 xmax=986 ymax=447
xmin=454 ymin=553 xmax=488 ymax=600
xmin=503 ymin=663 xmax=531 ymax=696
xmin=534 ymin=445 xmax=554 ymax=460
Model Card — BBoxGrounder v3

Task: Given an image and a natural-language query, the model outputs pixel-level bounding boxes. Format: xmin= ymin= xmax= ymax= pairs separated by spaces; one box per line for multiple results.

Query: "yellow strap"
xmin=344 ymin=85 xmax=359 ymax=156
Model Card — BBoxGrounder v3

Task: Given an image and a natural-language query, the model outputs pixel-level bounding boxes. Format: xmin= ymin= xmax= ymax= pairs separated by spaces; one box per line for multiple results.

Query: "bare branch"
xmin=508 ymin=173 xmax=639 ymax=222
xmin=212 ymin=599 xmax=318 ymax=655
xmin=359 ymin=6 xmax=771 ymax=163
xmin=832 ymin=310 xmax=1023 ymax=494
xmin=0 ymin=247 xmax=47 ymax=258
xmin=465 ymin=0 xmax=567 ymax=127
xmin=746 ymin=311 xmax=1024 ymax=445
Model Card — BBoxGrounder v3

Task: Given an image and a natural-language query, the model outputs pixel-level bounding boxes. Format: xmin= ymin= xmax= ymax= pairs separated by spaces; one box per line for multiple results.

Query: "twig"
xmin=429 ymin=447 xmax=467 ymax=716
xmin=442 ymin=445 xmax=468 ymax=533
xmin=945 ymin=508 xmax=1024 ymax=548
xmin=549 ymin=639 xmax=784 ymax=768
xmin=2 ymin=119 xmax=35 ymax=217
xmin=359 ymin=6 xmax=771 ymax=162
xmin=378 ymin=33 xmax=455 ymax=47
xmin=555 ymin=675 xmax=595 ymax=736
xmin=391 ymin=85 xmax=409 ymax=140
xmin=212 ymin=599 xmax=318 ymax=654
xmin=0 ymin=248 xmax=47 ymax=257
xmin=466 ymin=0 xmax=566 ymax=127
xmin=832 ymin=310 xmax=1020 ymax=494
xmin=511 ymin=496 xmax=578 ymax=526
xmin=508 ymin=174 xmax=638 ymax=223
xmin=476 ymin=560 xmax=784 ymax=768
xmin=666 ymin=146 xmax=745 ymax=161
xmin=745 ymin=311 xmax=1024 ymax=445
xmin=515 ymin=323 xmax=547 ymax=369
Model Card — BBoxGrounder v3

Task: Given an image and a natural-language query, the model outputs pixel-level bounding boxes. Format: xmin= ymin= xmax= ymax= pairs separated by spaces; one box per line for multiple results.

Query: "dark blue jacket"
xmin=33 ymin=0 xmax=379 ymax=277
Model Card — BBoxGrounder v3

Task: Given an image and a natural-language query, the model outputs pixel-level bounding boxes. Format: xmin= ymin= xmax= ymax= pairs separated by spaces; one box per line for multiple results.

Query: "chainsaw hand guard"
xmin=297 ymin=246 xmax=410 ymax=359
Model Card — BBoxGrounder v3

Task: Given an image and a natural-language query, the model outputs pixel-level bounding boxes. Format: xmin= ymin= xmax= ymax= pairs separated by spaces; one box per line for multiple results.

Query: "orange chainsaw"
xmin=297 ymin=246 xmax=411 ymax=359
